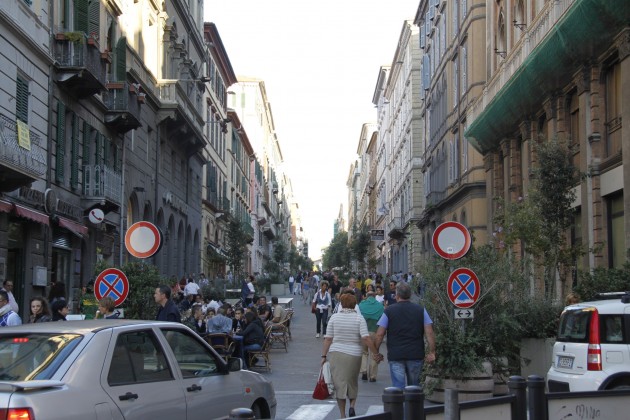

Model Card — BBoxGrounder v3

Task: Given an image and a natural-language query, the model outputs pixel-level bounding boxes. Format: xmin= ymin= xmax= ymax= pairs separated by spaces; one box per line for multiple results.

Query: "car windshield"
xmin=0 ymin=334 xmax=82 ymax=381
xmin=556 ymin=308 xmax=592 ymax=343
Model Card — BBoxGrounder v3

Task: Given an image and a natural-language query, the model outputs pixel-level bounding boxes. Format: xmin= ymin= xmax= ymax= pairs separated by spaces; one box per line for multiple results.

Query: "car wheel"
xmin=251 ymin=403 xmax=263 ymax=419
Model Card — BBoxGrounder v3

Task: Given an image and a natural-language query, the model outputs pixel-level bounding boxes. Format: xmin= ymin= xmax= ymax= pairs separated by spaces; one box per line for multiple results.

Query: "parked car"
xmin=547 ymin=292 xmax=630 ymax=392
xmin=0 ymin=320 xmax=276 ymax=419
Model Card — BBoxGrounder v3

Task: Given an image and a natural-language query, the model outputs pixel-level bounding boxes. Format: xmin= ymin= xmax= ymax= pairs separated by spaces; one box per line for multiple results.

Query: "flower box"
xmin=100 ymin=51 xmax=112 ymax=64
xmin=137 ymin=93 xmax=146 ymax=104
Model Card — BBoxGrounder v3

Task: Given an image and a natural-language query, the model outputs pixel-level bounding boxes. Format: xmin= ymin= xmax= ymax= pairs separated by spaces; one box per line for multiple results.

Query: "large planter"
xmin=520 ymin=338 xmax=555 ymax=379
xmin=425 ymin=361 xmax=494 ymax=403
xmin=270 ymin=283 xmax=285 ymax=296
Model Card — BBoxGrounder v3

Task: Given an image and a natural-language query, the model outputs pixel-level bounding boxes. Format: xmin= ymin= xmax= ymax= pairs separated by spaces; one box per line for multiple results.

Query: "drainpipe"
xmin=45 ymin=0 xmax=55 ymax=275
xmin=584 ymin=90 xmax=595 ymax=271
xmin=119 ymin=132 xmax=126 ymax=265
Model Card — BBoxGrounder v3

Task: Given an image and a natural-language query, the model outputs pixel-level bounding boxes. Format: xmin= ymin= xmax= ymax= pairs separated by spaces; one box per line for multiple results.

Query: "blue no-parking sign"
xmin=447 ymin=267 xmax=480 ymax=309
xmin=94 ymin=268 xmax=130 ymax=307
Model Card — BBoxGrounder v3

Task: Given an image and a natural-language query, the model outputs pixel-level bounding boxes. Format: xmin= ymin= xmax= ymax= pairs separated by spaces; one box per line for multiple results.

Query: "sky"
xmin=205 ymin=1 xmax=419 ymax=260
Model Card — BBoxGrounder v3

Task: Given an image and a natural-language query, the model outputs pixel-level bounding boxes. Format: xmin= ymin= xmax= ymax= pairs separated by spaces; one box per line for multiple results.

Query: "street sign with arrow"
xmin=454 ymin=309 xmax=474 ymax=319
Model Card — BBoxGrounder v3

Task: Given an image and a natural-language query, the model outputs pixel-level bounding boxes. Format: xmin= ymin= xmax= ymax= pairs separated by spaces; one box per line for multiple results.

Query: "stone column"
xmin=616 ymin=29 xmax=630 ymax=260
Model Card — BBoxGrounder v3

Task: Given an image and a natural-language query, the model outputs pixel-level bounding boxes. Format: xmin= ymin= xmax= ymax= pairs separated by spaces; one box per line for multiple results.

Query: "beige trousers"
xmin=360 ymin=331 xmax=379 ymax=380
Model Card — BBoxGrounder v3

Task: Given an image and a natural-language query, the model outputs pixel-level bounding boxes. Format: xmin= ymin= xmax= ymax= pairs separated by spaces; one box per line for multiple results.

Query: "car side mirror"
xmin=227 ymin=357 xmax=242 ymax=372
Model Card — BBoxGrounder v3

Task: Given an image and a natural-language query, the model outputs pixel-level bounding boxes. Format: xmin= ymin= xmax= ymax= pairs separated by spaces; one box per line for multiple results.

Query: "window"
xmin=607 ymin=193 xmax=624 ymax=268
xmin=15 ymin=76 xmax=29 ymax=123
xmin=461 ymin=44 xmax=468 ymax=95
xmin=568 ymin=92 xmax=580 ymax=167
xmin=160 ymin=329 xmax=219 ymax=378
xmin=107 ymin=331 xmax=173 ymax=386
xmin=605 ymin=62 xmax=622 ymax=158
xmin=452 ymin=58 xmax=458 ymax=108
xmin=56 ymin=101 xmax=66 ymax=183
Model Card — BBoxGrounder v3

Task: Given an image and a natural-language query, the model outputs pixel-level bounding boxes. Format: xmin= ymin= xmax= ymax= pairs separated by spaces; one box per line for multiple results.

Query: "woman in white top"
xmin=321 ymin=291 xmax=380 ymax=418
xmin=312 ymin=280 xmax=332 ymax=338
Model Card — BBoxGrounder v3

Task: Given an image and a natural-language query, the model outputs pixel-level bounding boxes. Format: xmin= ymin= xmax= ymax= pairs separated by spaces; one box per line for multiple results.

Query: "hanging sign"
xmin=88 ymin=208 xmax=105 ymax=224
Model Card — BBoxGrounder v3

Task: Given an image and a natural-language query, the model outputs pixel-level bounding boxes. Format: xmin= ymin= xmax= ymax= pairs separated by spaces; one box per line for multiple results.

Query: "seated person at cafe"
xmin=257 ymin=296 xmax=272 ymax=323
xmin=271 ymin=296 xmax=286 ymax=323
xmin=232 ymin=307 xmax=246 ymax=332
xmin=207 ymin=307 xmax=233 ymax=334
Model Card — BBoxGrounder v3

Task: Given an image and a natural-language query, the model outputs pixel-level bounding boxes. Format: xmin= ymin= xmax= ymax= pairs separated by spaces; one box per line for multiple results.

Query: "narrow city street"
xmin=260 ymin=288 xmax=390 ymax=419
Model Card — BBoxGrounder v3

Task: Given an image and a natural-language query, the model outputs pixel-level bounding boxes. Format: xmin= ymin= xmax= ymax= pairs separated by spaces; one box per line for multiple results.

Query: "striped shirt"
xmin=326 ymin=310 xmax=369 ymax=357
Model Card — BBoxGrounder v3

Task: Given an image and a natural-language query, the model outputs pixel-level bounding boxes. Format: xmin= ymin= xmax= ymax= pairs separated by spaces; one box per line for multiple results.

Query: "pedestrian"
xmin=235 ymin=311 xmax=265 ymax=368
xmin=321 ymin=290 xmax=380 ymax=418
xmin=1 ymin=280 xmax=19 ymax=313
xmin=0 ymin=290 xmax=21 ymax=326
xmin=374 ymin=282 xmax=436 ymax=389
xmin=385 ymin=280 xmax=397 ymax=307
xmin=348 ymin=277 xmax=363 ymax=302
xmin=28 ymin=296 xmax=52 ymax=323
xmin=51 ymin=299 xmax=69 ymax=322
xmin=358 ymin=291 xmax=384 ymax=382
xmin=154 ymin=285 xmax=181 ymax=322
xmin=184 ymin=277 xmax=200 ymax=297
xmin=95 ymin=296 xmax=120 ymax=319
xmin=245 ymin=275 xmax=256 ymax=306
xmin=295 ymin=272 xmax=303 ymax=296
xmin=313 ymin=280 xmax=332 ymax=338
xmin=330 ymin=274 xmax=342 ymax=308
xmin=288 ymin=273 xmax=295 ymax=295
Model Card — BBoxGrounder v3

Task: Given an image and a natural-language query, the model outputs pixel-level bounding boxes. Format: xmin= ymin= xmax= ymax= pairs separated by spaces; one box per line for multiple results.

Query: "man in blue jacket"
xmin=155 ymin=285 xmax=181 ymax=322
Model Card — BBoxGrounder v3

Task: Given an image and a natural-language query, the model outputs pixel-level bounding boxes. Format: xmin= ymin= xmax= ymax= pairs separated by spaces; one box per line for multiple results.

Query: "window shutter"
xmin=420 ymin=22 xmax=426 ymax=49
xmin=113 ymin=145 xmax=120 ymax=171
xmin=116 ymin=37 xmax=127 ymax=81
xmin=104 ymin=137 xmax=111 ymax=166
xmin=74 ymin=0 xmax=88 ymax=34
xmin=95 ymin=132 xmax=103 ymax=165
xmin=71 ymin=113 xmax=80 ymax=189
xmin=16 ymin=77 xmax=29 ymax=123
xmin=461 ymin=46 xmax=468 ymax=95
xmin=423 ymin=56 xmax=430 ymax=90
xmin=87 ymin=0 xmax=100 ymax=37
xmin=56 ymin=102 xmax=66 ymax=183
xmin=82 ymin=121 xmax=91 ymax=165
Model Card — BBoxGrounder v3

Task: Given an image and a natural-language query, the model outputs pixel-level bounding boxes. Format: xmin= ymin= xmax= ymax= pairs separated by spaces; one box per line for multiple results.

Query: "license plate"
xmin=558 ymin=356 xmax=574 ymax=369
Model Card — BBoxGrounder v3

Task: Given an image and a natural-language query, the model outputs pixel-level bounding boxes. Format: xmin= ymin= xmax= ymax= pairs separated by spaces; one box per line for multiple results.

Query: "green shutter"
xmin=95 ymin=132 xmax=103 ymax=165
xmin=70 ymin=113 xmax=79 ymax=189
xmin=113 ymin=145 xmax=120 ymax=171
xmin=82 ymin=121 xmax=91 ymax=165
xmin=87 ymin=0 xmax=100 ymax=37
xmin=56 ymin=102 xmax=66 ymax=183
xmin=104 ymin=137 xmax=111 ymax=166
xmin=74 ymin=0 xmax=88 ymax=33
xmin=116 ymin=36 xmax=127 ymax=81
xmin=15 ymin=77 xmax=29 ymax=123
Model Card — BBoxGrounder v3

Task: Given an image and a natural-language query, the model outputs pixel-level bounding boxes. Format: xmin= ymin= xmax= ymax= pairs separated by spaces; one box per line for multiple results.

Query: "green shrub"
xmin=574 ymin=262 xmax=630 ymax=302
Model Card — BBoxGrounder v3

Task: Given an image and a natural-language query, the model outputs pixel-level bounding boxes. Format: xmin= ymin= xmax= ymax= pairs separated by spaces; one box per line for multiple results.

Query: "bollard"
xmin=527 ymin=375 xmax=547 ymax=420
xmin=382 ymin=387 xmax=404 ymax=419
xmin=228 ymin=408 xmax=255 ymax=420
xmin=404 ymin=386 xmax=424 ymax=420
xmin=508 ymin=376 xmax=527 ymax=420
xmin=444 ymin=389 xmax=460 ymax=420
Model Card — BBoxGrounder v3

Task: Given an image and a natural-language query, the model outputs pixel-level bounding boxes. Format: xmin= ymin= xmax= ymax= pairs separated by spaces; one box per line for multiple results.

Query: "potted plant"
xmin=137 ymin=93 xmax=146 ymax=104
xmin=417 ymin=245 xmax=530 ymax=402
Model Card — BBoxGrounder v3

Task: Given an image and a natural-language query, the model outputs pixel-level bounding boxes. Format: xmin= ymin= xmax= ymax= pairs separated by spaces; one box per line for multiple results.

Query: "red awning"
xmin=0 ymin=200 xmax=12 ymax=214
xmin=13 ymin=204 xmax=49 ymax=226
xmin=58 ymin=217 xmax=89 ymax=238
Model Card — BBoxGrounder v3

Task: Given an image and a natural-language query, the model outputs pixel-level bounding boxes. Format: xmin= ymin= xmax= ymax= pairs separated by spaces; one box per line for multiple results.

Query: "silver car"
xmin=0 ymin=320 xmax=276 ymax=419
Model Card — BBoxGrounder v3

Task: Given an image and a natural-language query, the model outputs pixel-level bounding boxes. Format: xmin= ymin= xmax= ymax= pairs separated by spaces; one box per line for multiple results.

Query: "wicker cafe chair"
xmin=247 ymin=324 xmax=273 ymax=372
xmin=284 ymin=309 xmax=294 ymax=340
xmin=270 ymin=318 xmax=290 ymax=352
xmin=205 ymin=333 xmax=235 ymax=362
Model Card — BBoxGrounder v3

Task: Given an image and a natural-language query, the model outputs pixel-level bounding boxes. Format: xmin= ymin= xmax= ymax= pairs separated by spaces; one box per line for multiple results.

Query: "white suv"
xmin=547 ymin=292 xmax=630 ymax=392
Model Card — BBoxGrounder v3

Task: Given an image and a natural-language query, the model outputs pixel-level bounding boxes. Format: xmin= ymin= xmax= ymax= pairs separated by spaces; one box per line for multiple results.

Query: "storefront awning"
xmin=207 ymin=242 xmax=227 ymax=261
xmin=58 ymin=217 xmax=89 ymax=239
xmin=14 ymin=204 xmax=49 ymax=226
xmin=0 ymin=200 xmax=12 ymax=214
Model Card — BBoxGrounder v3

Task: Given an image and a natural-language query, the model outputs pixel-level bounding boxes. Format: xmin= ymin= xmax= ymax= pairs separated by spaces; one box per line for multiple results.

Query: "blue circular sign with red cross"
xmin=94 ymin=268 xmax=129 ymax=307
xmin=447 ymin=268 xmax=480 ymax=308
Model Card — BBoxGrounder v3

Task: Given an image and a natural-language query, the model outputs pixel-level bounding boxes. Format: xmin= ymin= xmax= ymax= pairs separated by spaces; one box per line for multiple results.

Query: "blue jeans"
xmin=242 ymin=343 xmax=262 ymax=368
xmin=315 ymin=309 xmax=328 ymax=334
xmin=388 ymin=360 xmax=424 ymax=389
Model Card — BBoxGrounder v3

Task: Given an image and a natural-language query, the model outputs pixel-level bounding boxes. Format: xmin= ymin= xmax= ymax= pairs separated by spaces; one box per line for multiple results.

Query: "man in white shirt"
xmin=1 ymin=280 xmax=18 ymax=313
xmin=288 ymin=274 xmax=295 ymax=295
xmin=0 ymin=290 xmax=21 ymax=326
xmin=184 ymin=278 xmax=200 ymax=297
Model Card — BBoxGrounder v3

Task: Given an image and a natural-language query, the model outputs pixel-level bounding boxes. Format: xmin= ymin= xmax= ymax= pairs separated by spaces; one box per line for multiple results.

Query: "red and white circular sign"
xmin=432 ymin=221 xmax=471 ymax=260
xmin=88 ymin=208 xmax=105 ymax=224
xmin=447 ymin=268 xmax=480 ymax=308
xmin=125 ymin=221 xmax=162 ymax=258
xmin=94 ymin=268 xmax=129 ymax=307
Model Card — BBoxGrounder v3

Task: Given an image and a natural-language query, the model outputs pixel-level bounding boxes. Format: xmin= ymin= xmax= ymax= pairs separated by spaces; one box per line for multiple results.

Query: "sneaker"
xmin=349 ymin=407 xmax=356 ymax=417
xmin=361 ymin=373 xmax=368 ymax=381
xmin=316 ymin=333 xmax=320 ymax=338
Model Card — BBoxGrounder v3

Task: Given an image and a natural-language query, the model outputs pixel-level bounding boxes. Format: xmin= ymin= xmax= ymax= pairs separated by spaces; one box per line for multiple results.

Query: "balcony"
xmin=54 ymin=32 xmax=106 ymax=98
xmin=387 ymin=217 xmax=405 ymax=240
xmin=0 ymin=114 xmax=46 ymax=192
xmin=157 ymin=80 xmax=205 ymax=152
xmin=271 ymin=181 xmax=278 ymax=194
xmin=466 ymin=0 xmax=630 ymax=152
xmin=103 ymin=82 xmax=141 ymax=133
xmin=82 ymin=164 xmax=122 ymax=212
xmin=241 ymin=221 xmax=254 ymax=243
xmin=262 ymin=224 xmax=276 ymax=240
xmin=221 ymin=197 xmax=231 ymax=214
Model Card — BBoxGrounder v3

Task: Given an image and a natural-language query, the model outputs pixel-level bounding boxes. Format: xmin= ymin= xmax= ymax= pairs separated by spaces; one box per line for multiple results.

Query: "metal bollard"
xmin=527 ymin=375 xmax=547 ymax=420
xmin=228 ymin=408 xmax=255 ymax=419
xmin=444 ymin=389 xmax=460 ymax=420
xmin=508 ymin=376 xmax=527 ymax=420
xmin=382 ymin=387 xmax=404 ymax=419
xmin=404 ymin=386 xmax=424 ymax=420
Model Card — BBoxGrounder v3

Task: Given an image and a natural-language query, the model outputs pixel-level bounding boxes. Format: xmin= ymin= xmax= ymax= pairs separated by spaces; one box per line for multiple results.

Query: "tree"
xmin=225 ymin=218 xmax=248 ymax=280
xmin=264 ymin=239 xmax=287 ymax=283
xmin=350 ymin=225 xmax=371 ymax=271
xmin=495 ymin=140 xmax=582 ymax=298
xmin=322 ymin=231 xmax=350 ymax=270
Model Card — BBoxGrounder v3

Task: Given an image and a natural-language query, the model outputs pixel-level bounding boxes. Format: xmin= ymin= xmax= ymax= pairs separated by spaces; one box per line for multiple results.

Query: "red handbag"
xmin=312 ymin=369 xmax=330 ymax=400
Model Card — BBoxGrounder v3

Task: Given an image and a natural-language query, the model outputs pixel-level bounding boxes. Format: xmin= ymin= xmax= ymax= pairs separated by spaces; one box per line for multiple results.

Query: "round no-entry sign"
xmin=432 ymin=221 xmax=471 ymax=260
xmin=94 ymin=268 xmax=129 ymax=307
xmin=125 ymin=221 xmax=162 ymax=258
xmin=447 ymin=267 xmax=480 ymax=308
